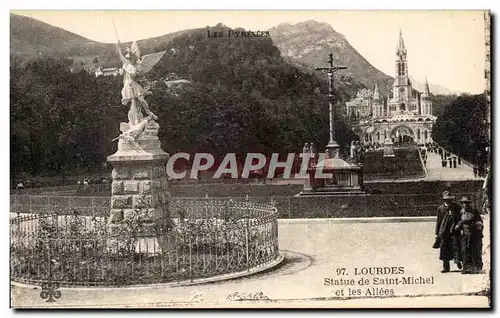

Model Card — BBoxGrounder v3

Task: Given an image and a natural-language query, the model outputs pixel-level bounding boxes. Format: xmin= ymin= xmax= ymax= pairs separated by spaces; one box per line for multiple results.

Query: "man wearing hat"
xmin=434 ymin=191 xmax=462 ymax=273
xmin=455 ymin=196 xmax=483 ymax=274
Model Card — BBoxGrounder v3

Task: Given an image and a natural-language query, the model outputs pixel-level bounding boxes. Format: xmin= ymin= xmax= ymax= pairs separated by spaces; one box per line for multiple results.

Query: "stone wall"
xmin=363 ymin=180 xmax=483 ymax=195
xmin=280 ymin=192 xmax=482 ymax=218
xmin=168 ymin=180 xmax=483 ymax=218
xmin=167 ymin=180 xmax=482 ymax=198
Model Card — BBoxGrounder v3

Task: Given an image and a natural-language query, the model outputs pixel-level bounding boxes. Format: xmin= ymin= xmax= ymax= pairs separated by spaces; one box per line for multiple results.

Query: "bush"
xmin=363 ymin=147 xmax=425 ymax=180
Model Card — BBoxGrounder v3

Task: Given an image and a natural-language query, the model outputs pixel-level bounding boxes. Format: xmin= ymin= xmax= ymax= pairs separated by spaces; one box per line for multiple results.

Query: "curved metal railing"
xmin=10 ymin=197 xmax=279 ymax=287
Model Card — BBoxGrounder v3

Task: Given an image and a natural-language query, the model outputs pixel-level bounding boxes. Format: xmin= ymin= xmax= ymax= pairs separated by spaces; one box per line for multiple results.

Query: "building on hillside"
xmin=345 ymin=30 xmax=436 ymax=145
xmin=95 ymin=66 xmax=121 ymax=77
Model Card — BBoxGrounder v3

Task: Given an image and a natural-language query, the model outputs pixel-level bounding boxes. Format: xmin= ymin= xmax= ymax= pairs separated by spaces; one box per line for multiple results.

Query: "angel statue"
xmin=116 ymin=40 xmax=163 ymax=126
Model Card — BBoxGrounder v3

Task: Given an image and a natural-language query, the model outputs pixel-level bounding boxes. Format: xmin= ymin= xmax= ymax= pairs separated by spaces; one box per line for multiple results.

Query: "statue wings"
xmin=138 ymin=50 xmax=167 ymax=74
xmin=126 ymin=40 xmax=165 ymax=74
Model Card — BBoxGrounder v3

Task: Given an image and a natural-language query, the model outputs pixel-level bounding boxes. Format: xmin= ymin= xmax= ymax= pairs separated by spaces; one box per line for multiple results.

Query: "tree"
xmin=431 ymin=94 xmax=488 ymax=165
xmin=430 ymin=94 xmax=459 ymax=118
xmin=10 ymin=56 xmax=122 ymax=184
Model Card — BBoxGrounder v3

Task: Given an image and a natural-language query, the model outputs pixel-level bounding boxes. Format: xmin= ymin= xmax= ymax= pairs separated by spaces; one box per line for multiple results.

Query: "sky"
xmin=12 ymin=10 xmax=487 ymax=94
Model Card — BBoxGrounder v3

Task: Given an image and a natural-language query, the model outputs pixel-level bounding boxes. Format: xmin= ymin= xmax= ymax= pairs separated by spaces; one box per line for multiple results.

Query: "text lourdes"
xmin=354 ymin=266 xmax=405 ymax=275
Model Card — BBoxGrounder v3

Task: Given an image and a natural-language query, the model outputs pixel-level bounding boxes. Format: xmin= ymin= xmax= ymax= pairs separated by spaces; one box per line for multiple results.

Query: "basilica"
xmin=346 ymin=30 xmax=436 ymax=145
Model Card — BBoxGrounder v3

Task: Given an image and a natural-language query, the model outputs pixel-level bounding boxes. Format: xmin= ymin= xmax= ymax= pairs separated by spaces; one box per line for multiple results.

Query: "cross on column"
xmin=315 ymin=53 xmax=347 ymax=159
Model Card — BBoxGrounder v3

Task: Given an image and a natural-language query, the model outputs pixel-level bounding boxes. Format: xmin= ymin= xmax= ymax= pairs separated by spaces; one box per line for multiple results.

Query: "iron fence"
xmin=10 ymin=198 xmax=280 ymax=287
xmin=11 ymin=184 xmax=111 ymax=196
xmin=10 ymin=179 xmax=270 ymax=196
xmin=10 ymin=191 xmax=482 ymax=219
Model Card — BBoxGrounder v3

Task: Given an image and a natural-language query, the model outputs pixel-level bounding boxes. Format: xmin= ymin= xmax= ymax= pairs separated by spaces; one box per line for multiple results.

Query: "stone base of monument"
xmin=107 ymin=119 xmax=171 ymax=253
xmin=298 ymin=156 xmax=366 ymax=196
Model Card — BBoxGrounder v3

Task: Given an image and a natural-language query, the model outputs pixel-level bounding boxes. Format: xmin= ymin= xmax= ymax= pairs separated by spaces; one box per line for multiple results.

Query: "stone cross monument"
xmin=315 ymin=53 xmax=347 ymax=159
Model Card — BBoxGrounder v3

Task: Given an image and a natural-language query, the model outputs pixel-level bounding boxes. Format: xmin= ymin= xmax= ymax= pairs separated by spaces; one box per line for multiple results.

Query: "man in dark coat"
xmin=435 ymin=191 xmax=463 ymax=273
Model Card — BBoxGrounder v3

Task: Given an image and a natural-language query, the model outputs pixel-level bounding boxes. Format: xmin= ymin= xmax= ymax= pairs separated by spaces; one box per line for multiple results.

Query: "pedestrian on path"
xmin=458 ymin=157 xmax=462 ymax=165
xmin=473 ymin=166 xmax=478 ymax=177
xmin=448 ymin=158 xmax=453 ymax=168
xmin=455 ymin=196 xmax=483 ymax=274
xmin=478 ymin=166 xmax=485 ymax=177
xmin=453 ymin=158 xmax=457 ymax=168
xmin=83 ymin=178 xmax=89 ymax=192
xmin=434 ymin=191 xmax=463 ymax=273
xmin=444 ymin=160 xmax=447 ymax=168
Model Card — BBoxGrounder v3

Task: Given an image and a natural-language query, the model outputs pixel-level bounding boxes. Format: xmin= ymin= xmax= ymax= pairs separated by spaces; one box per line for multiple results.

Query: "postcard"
xmin=9 ymin=10 xmax=491 ymax=309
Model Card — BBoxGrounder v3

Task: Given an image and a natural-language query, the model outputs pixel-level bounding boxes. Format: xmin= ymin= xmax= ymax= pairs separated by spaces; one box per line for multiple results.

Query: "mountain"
xmin=269 ymin=20 xmax=394 ymax=94
xmin=11 ymin=14 xmax=457 ymax=96
xmin=269 ymin=20 xmax=459 ymax=97
xmin=410 ymin=76 xmax=460 ymax=96
xmin=10 ymin=13 xmax=191 ymax=67
xmin=10 ymin=13 xmax=113 ymax=57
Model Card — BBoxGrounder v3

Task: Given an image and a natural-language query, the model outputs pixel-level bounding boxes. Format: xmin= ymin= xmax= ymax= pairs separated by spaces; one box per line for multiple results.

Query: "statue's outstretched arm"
xmin=116 ymin=42 xmax=127 ymax=64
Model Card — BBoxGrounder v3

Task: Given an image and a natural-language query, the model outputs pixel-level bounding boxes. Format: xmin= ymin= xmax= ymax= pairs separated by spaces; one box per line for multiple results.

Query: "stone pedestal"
xmin=299 ymin=155 xmax=365 ymax=196
xmin=107 ymin=119 xmax=170 ymax=239
xmin=383 ymin=138 xmax=395 ymax=158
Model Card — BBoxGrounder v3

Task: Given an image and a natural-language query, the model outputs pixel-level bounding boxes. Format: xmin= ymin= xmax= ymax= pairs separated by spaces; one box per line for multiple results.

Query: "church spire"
xmin=373 ymin=82 xmax=381 ymax=100
xmin=397 ymin=29 xmax=407 ymax=57
xmin=423 ymin=77 xmax=431 ymax=97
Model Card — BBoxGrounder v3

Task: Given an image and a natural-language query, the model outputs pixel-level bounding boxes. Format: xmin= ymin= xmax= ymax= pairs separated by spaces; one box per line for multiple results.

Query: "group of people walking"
xmin=441 ymin=157 xmax=460 ymax=168
xmin=429 ymin=144 xmax=488 ymax=178
xmin=434 ymin=147 xmax=461 ymax=168
xmin=473 ymin=165 xmax=488 ymax=178
xmin=434 ymin=191 xmax=484 ymax=274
